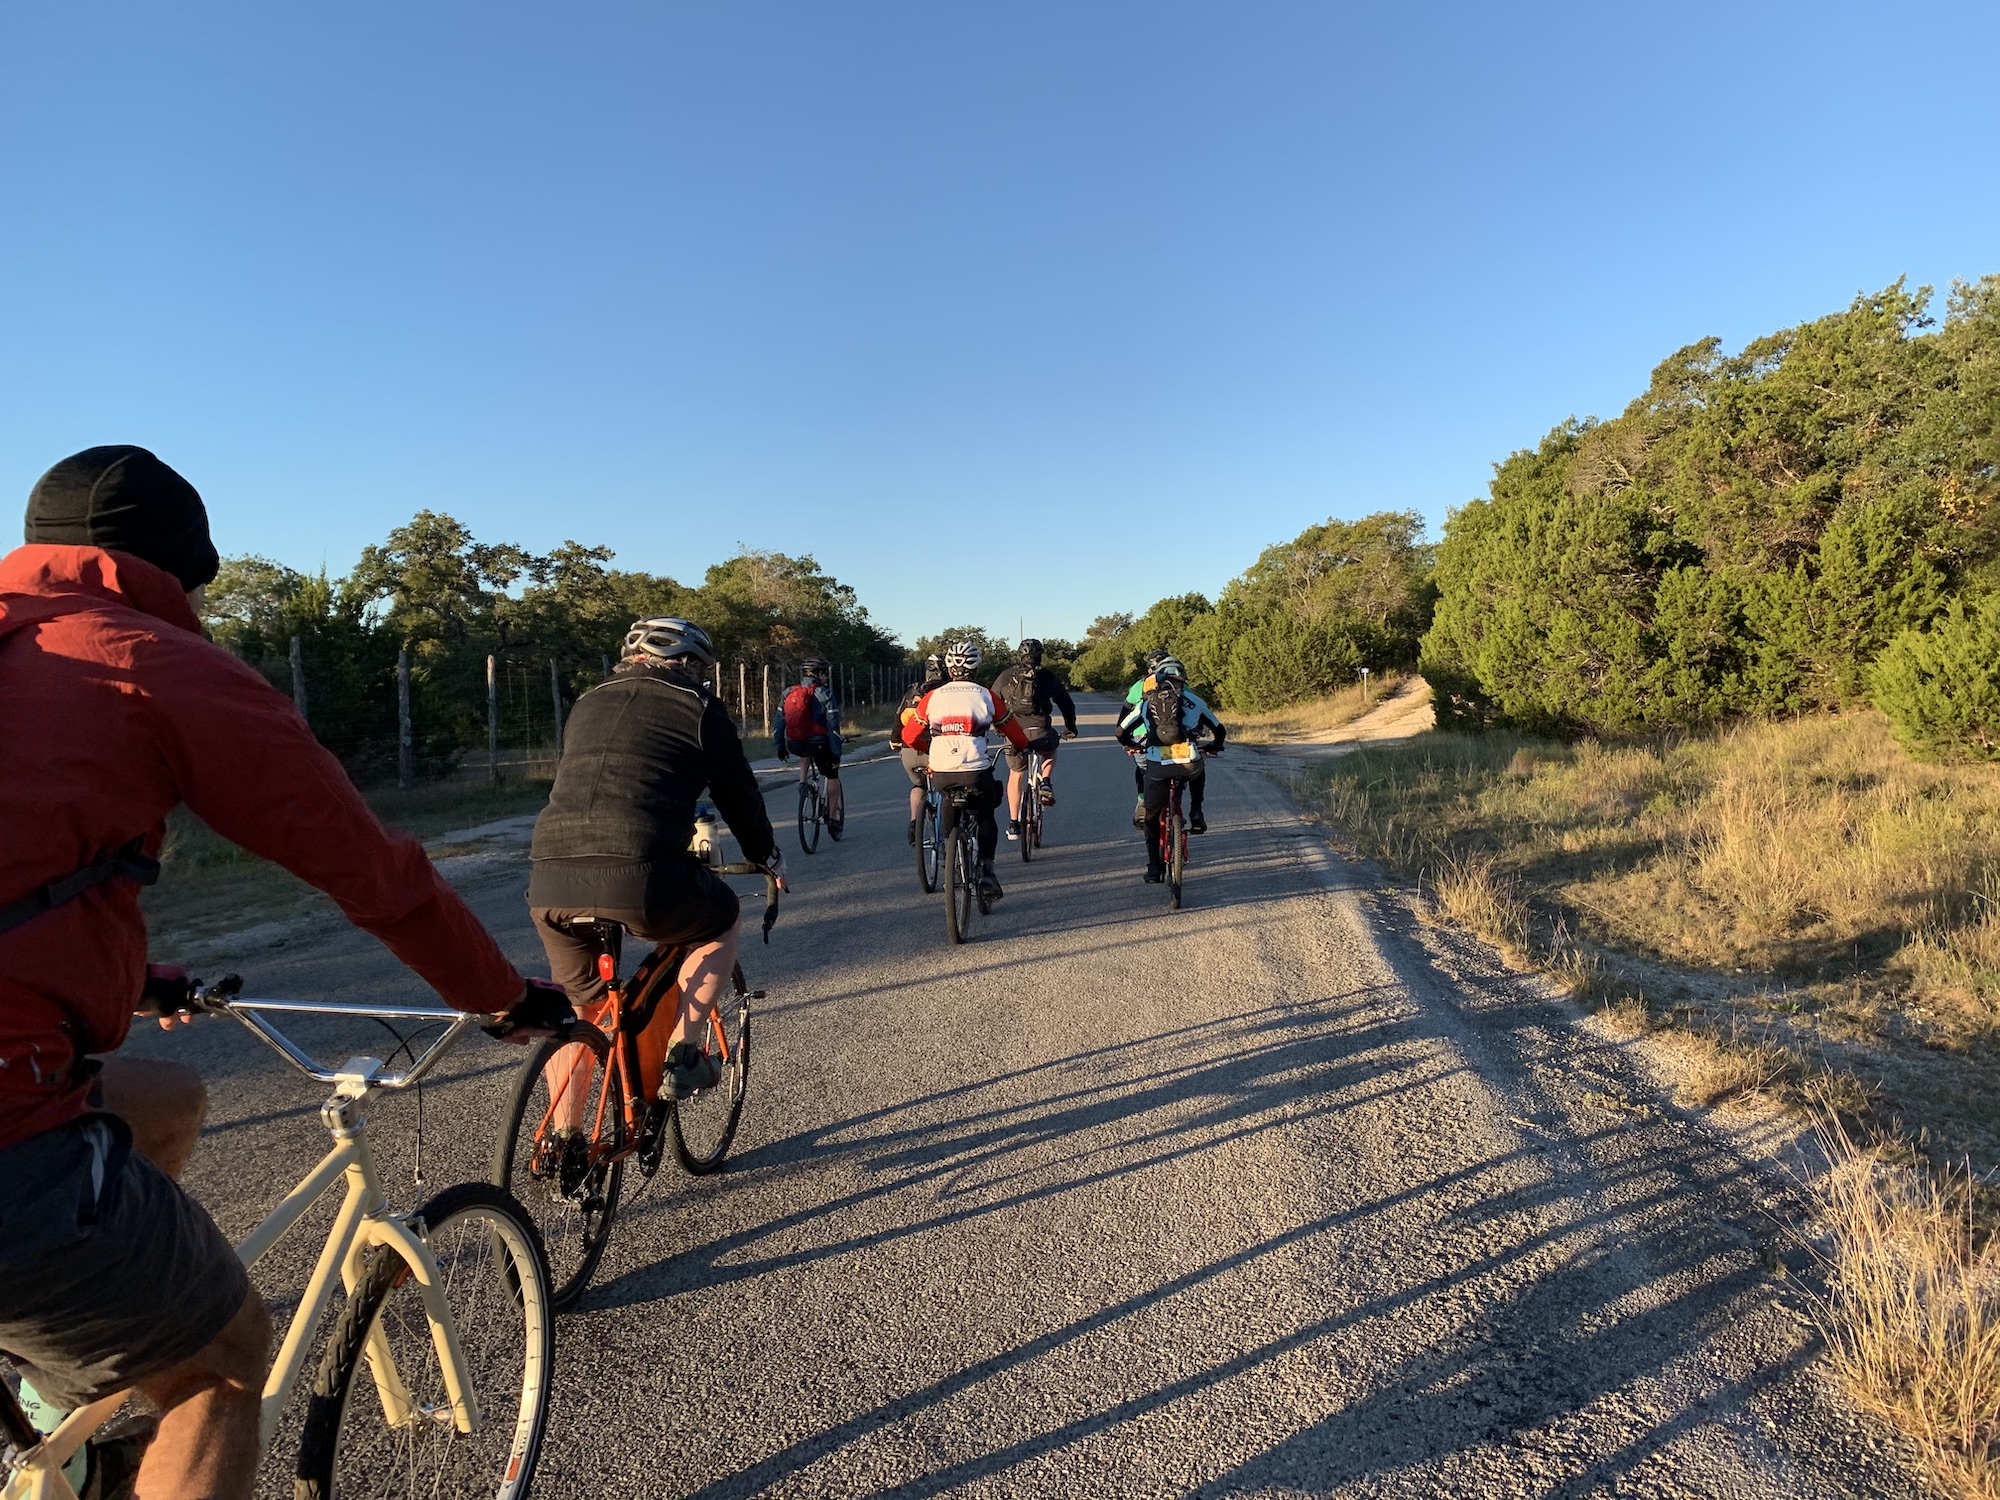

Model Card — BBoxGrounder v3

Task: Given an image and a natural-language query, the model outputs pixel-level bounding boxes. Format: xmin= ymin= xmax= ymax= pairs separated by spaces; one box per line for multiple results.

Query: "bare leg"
xmin=909 ymin=784 xmax=924 ymax=821
xmin=96 ymin=1057 xmax=205 ymax=1179
xmin=134 ymin=1291 xmax=271 ymax=1500
xmin=669 ymin=922 xmax=742 ymax=1049
xmin=1005 ymin=764 xmax=1024 ymax=821
xmin=828 ymin=777 xmax=845 ymax=821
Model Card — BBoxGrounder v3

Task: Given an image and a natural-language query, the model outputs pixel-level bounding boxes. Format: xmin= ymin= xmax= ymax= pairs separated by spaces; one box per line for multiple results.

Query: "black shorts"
xmin=1002 ymin=724 xmax=1061 ymax=773
xmin=531 ymin=858 xmax=742 ymax=1006
xmin=0 ymin=1114 xmax=251 ymax=1410
xmin=932 ymin=767 xmax=1001 ymax=815
xmin=791 ymin=737 xmax=841 ymax=779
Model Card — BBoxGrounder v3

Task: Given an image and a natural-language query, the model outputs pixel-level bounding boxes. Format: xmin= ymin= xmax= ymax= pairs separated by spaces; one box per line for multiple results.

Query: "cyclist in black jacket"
xmin=991 ymin=639 xmax=1078 ymax=840
xmin=528 ymin=617 xmax=784 ymax=1097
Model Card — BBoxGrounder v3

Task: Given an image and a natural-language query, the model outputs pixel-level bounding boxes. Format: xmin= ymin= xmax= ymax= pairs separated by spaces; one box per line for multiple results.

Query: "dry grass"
xmin=1309 ymin=712 xmax=2000 ymax=1043
xmin=143 ymin=774 xmax=553 ymax=953
xmin=1813 ymin=1120 xmax=2000 ymax=1496
xmin=1230 ymin=677 xmax=1402 ymax=746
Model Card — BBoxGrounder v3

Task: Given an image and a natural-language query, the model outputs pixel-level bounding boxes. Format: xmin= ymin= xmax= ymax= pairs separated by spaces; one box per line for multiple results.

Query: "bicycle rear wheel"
xmin=294 ymin=1182 xmax=552 ymax=1500
xmin=491 ymin=1025 xmax=625 ymax=1311
xmin=1019 ymin=783 xmax=1036 ymax=863
xmin=916 ymin=794 xmax=941 ymax=893
xmin=946 ymin=827 xmax=975 ymax=944
xmin=670 ymin=966 xmax=751 ymax=1174
xmin=1167 ymin=809 xmax=1186 ymax=910
xmin=797 ymin=777 xmax=821 ymax=854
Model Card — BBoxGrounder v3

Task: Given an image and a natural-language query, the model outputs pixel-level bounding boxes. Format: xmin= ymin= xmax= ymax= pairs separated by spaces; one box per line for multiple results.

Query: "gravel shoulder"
xmin=133 ymin=694 xmax=1919 ymax=1497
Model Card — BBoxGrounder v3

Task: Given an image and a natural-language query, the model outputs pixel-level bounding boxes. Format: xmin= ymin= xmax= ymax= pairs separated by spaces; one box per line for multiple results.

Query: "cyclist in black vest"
xmin=991 ymin=639 xmax=1077 ymax=841
xmin=529 ymin=618 xmax=784 ymax=1098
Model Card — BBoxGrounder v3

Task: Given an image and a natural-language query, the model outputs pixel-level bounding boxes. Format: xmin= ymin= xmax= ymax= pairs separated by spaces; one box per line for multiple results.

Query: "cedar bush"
xmin=1872 ymin=595 xmax=2000 ymax=763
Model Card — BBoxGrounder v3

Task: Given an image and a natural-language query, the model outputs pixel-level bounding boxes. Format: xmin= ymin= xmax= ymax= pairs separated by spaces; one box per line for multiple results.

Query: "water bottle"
xmin=690 ymin=803 xmax=727 ymax=870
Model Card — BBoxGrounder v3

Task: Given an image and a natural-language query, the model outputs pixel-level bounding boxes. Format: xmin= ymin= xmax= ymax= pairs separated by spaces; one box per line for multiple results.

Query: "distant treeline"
xmin=204 ymin=511 xmax=903 ymax=779
xmin=1068 ymin=510 xmax=1433 ymax=711
xmin=1089 ymin=275 xmax=2000 ymax=761
xmin=1425 ymin=276 xmax=2000 ymax=760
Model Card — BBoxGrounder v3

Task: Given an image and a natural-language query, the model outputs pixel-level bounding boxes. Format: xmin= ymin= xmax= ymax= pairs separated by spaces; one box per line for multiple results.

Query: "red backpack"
xmin=782 ymin=683 xmax=823 ymax=741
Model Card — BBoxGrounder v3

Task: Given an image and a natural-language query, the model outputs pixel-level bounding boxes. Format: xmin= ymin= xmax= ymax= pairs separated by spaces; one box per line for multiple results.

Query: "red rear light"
xmin=597 ymin=954 xmax=616 ymax=984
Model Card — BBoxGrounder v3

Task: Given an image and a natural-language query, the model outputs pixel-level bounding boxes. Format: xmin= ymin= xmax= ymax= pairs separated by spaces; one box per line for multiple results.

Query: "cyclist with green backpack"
xmin=1116 ymin=660 xmax=1227 ymax=882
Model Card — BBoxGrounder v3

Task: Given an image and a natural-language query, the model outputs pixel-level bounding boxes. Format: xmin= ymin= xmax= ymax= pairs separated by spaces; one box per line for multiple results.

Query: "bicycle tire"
xmin=797 ymin=778 xmax=821 ymax=854
xmin=1019 ymin=781 xmax=1036 ymax=864
xmin=490 ymin=1024 xmax=624 ymax=1311
xmin=946 ymin=826 xmax=974 ymax=944
xmin=1167 ymin=809 xmax=1185 ymax=910
xmin=293 ymin=1181 xmax=552 ymax=1500
xmin=670 ymin=966 xmax=751 ymax=1175
xmin=916 ymin=795 xmax=941 ymax=893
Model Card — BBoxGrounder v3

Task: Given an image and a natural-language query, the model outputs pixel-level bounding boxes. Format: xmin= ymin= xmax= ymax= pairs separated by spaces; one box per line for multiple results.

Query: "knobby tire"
xmin=670 ymin=965 xmax=751 ymax=1174
xmin=293 ymin=1182 xmax=552 ymax=1500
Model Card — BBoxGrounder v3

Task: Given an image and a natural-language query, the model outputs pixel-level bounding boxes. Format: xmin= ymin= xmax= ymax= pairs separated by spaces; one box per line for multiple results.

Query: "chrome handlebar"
xmin=192 ymin=979 xmax=480 ymax=1091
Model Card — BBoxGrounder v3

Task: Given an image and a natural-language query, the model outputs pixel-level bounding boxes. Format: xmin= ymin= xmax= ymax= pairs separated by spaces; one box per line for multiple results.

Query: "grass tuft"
xmin=1813 ymin=1120 xmax=2000 ymax=1497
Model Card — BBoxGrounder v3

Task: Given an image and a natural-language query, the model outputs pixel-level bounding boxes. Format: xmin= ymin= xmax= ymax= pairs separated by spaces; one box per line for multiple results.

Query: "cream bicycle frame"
xmin=4 ymin=1001 xmax=497 ymax=1500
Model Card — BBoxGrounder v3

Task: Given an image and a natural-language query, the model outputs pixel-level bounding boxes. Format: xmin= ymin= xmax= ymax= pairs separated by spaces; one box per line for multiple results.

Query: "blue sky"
xmin=3 ymin=2 xmax=1996 ymax=647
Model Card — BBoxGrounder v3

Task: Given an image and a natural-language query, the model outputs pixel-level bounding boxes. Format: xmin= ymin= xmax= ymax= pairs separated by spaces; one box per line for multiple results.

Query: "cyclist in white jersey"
xmin=899 ymin=641 xmax=1032 ymax=902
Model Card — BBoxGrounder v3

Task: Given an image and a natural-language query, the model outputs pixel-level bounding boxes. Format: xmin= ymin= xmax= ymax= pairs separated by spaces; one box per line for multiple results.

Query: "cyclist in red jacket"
xmin=0 ymin=447 xmax=568 ymax=1500
xmin=773 ymin=657 xmax=845 ymax=836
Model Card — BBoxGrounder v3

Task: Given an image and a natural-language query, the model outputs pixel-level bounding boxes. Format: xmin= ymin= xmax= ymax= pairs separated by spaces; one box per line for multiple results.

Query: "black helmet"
xmin=1143 ymin=647 xmax=1170 ymax=670
xmin=623 ymin=617 xmax=716 ymax=666
xmin=802 ymin=657 xmax=830 ymax=679
xmin=924 ymin=652 xmax=944 ymax=678
xmin=1155 ymin=656 xmax=1188 ymax=682
xmin=1017 ymin=638 xmax=1043 ymax=666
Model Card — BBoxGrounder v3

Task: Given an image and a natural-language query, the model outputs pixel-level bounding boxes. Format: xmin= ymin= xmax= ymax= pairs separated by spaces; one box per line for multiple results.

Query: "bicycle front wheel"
xmin=798 ymin=778 xmax=821 ymax=854
xmin=916 ymin=796 xmax=941 ymax=893
xmin=671 ymin=967 xmax=751 ymax=1174
xmin=1167 ymin=810 xmax=1186 ymax=910
xmin=491 ymin=1025 xmax=625 ymax=1311
xmin=294 ymin=1182 xmax=552 ymax=1500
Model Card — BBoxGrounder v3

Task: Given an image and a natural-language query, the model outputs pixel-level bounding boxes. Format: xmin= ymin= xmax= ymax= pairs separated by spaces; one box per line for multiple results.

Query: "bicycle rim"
xmin=797 ymin=780 xmax=820 ymax=853
xmin=490 ymin=1026 xmax=624 ymax=1311
xmin=916 ymin=800 xmax=941 ymax=893
xmin=670 ymin=979 xmax=750 ymax=1175
xmin=293 ymin=1183 xmax=552 ymax=1500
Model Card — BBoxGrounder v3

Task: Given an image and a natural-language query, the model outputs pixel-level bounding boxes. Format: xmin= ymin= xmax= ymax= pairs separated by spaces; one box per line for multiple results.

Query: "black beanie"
xmin=23 ymin=445 xmax=219 ymax=591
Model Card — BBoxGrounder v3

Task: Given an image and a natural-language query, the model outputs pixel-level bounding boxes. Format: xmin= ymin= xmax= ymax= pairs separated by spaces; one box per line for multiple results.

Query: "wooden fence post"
xmin=550 ymin=659 xmax=564 ymax=757
xmin=487 ymin=655 xmax=499 ymax=784
xmin=761 ymin=663 xmax=770 ymax=736
xmin=288 ymin=636 xmax=308 ymax=721
xmin=601 ymin=653 xmax=611 ymax=680
xmin=396 ymin=649 xmax=413 ymax=788
xmin=739 ymin=660 xmax=748 ymax=728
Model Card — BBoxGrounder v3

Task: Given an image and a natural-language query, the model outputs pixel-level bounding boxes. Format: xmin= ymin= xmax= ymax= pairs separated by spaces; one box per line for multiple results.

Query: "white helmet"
xmin=944 ymin=640 xmax=982 ymax=678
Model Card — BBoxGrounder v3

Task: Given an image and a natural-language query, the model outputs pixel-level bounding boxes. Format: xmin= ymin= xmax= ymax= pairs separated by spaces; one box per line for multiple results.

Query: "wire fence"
xmin=267 ymin=640 xmax=928 ymax=786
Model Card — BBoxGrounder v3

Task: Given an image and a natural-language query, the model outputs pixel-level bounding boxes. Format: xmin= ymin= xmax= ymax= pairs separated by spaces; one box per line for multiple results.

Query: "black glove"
xmin=141 ymin=963 xmax=196 ymax=1016
xmin=482 ymin=977 xmax=577 ymax=1041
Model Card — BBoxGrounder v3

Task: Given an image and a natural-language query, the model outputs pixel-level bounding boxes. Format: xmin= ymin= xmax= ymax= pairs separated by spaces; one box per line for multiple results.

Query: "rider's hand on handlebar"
xmin=1063 ymin=727 xmax=1078 ymax=740
xmin=481 ymin=977 xmax=576 ymax=1044
xmin=764 ymin=848 xmax=790 ymax=893
xmin=140 ymin=963 xmax=200 ymax=1029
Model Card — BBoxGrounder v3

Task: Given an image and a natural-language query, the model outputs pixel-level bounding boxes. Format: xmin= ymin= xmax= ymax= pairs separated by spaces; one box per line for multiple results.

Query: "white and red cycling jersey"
xmin=900 ymin=679 xmax=1032 ymax=773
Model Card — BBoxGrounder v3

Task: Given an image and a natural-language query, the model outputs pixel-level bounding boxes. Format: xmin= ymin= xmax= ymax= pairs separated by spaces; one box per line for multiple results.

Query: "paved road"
xmin=139 ymin=694 xmax=1918 ymax=1498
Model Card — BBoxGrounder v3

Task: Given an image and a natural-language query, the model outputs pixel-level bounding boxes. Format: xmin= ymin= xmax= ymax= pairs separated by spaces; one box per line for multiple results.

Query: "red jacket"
xmin=0 ymin=545 xmax=523 ymax=1150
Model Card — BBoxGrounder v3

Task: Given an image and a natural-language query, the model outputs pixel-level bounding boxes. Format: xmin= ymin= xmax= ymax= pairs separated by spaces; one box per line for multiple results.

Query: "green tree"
xmin=1871 ymin=595 xmax=2000 ymax=762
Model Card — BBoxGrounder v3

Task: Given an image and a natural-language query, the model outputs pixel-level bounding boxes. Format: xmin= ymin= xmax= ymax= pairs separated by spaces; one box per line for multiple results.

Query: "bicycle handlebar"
xmin=190 ymin=977 xmax=480 ymax=1090
xmin=715 ymin=861 xmax=782 ymax=942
